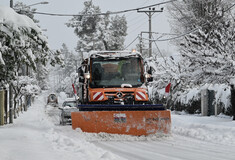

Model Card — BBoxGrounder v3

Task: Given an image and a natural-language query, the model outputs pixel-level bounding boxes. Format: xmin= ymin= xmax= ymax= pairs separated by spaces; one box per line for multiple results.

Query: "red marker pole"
xmin=72 ymin=84 xmax=77 ymax=95
xmin=165 ymin=83 xmax=171 ymax=93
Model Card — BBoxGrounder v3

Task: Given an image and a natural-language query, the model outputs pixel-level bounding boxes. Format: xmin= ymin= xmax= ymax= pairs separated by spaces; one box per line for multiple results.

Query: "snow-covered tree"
xmin=66 ymin=0 xmax=127 ymax=55
xmin=13 ymin=2 xmax=54 ymax=90
xmin=0 ymin=6 xmax=49 ymax=117
xmin=60 ymin=43 xmax=76 ymax=78
xmin=0 ymin=6 xmax=49 ymax=84
xmin=49 ymin=43 xmax=78 ymax=96
xmin=168 ymin=0 xmax=235 ymax=83
xmin=0 ymin=6 xmax=64 ymax=117
xmin=162 ymin=0 xmax=235 ymax=111
xmin=103 ymin=15 xmax=127 ymax=50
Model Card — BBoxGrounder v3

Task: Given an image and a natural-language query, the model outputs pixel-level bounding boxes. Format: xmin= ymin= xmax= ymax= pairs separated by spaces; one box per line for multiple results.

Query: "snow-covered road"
xmin=1 ymin=94 xmax=235 ymax=160
xmin=95 ymin=134 xmax=235 ymax=160
xmin=0 ymin=94 xmax=123 ymax=160
xmin=93 ymin=114 xmax=235 ymax=160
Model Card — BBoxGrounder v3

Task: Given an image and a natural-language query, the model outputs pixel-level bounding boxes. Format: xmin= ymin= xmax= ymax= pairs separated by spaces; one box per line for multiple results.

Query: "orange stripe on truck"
xmin=71 ymin=110 xmax=171 ymax=136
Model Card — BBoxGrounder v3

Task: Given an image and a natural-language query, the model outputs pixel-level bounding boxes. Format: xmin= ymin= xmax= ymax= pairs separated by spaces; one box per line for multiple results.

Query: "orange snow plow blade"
xmin=71 ymin=110 xmax=171 ymax=136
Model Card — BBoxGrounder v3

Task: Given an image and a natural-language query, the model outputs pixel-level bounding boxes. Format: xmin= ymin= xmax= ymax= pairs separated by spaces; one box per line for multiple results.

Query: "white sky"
xmin=0 ymin=0 xmax=174 ymax=54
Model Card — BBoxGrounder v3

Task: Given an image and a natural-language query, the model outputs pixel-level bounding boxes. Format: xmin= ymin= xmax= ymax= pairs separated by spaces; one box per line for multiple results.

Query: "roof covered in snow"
xmin=86 ymin=50 xmax=142 ymax=59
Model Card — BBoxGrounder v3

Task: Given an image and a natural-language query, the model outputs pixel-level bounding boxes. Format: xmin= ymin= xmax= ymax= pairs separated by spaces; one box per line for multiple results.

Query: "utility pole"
xmin=138 ymin=7 xmax=163 ymax=57
xmin=140 ymin=32 xmax=143 ymax=54
xmin=139 ymin=31 xmax=150 ymax=56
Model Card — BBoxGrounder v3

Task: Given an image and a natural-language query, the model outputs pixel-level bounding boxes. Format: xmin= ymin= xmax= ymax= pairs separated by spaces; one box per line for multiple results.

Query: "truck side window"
xmin=78 ymin=67 xmax=84 ymax=77
xmin=92 ymin=63 xmax=103 ymax=80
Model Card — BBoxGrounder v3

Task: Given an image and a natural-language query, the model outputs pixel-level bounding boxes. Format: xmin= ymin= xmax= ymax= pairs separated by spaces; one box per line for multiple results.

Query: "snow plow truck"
xmin=71 ymin=50 xmax=171 ymax=136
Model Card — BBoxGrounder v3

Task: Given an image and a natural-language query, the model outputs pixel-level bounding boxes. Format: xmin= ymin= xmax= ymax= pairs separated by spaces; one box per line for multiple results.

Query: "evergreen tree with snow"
xmin=60 ymin=43 xmax=76 ymax=78
xmin=51 ymin=43 xmax=78 ymax=95
xmin=13 ymin=2 xmax=52 ymax=90
xmin=164 ymin=0 xmax=235 ymax=111
xmin=103 ymin=15 xmax=127 ymax=50
xmin=0 ymin=6 xmax=63 ymax=117
xmin=168 ymin=0 xmax=235 ymax=85
xmin=66 ymin=0 xmax=127 ymax=55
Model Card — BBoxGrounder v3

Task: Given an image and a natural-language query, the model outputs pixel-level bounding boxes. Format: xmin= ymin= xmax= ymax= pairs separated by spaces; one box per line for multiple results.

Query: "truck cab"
xmin=78 ymin=51 xmax=152 ymax=105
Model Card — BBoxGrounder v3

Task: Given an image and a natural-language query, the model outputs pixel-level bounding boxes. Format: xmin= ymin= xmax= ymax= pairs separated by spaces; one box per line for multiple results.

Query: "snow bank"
xmin=172 ymin=112 xmax=235 ymax=145
xmin=72 ymin=128 xmax=169 ymax=142
xmin=0 ymin=92 xmax=124 ymax=160
xmin=43 ymin=128 xmax=123 ymax=160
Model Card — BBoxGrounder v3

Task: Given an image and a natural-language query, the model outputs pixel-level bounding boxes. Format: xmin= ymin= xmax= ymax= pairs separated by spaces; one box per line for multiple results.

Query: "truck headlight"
xmin=84 ymin=73 xmax=90 ymax=79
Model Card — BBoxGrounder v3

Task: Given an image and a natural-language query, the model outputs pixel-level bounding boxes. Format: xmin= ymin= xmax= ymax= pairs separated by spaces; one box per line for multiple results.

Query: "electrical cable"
xmin=125 ymin=0 xmax=149 ymax=19
xmin=19 ymin=0 xmax=177 ymax=17
xmin=128 ymin=13 xmax=160 ymax=35
xmin=124 ymin=35 xmax=139 ymax=49
xmin=152 ymin=35 xmax=165 ymax=60
xmin=141 ymin=3 xmax=235 ymax=42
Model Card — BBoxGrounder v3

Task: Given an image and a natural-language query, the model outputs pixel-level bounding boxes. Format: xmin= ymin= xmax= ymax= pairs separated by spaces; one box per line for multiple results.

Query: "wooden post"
xmin=9 ymin=84 xmax=13 ymax=123
xmin=0 ymin=89 xmax=5 ymax=125
xmin=4 ymin=89 xmax=8 ymax=124
xmin=231 ymin=85 xmax=235 ymax=120
xmin=201 ymin=89 xmax=208 ymax=116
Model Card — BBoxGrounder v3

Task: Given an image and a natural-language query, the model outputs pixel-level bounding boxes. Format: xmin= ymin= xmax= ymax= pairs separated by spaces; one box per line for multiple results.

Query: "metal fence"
xmin=0 ymin=87 xmax=33 ymax=126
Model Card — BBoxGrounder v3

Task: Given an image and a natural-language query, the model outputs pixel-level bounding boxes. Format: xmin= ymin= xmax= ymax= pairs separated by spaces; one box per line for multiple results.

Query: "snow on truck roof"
xmin=89 ymin=50 xmax=142 ymax=59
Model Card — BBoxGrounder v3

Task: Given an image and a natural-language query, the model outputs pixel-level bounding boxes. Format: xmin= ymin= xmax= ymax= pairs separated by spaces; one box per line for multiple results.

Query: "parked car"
xmin=59 ymin=98 xmax=79 ymax=125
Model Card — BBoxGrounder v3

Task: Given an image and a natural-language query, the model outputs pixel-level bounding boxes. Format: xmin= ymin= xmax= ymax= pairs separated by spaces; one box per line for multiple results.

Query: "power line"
xmin=124 ymin=35 xmax=139 ymax=49
xmin=155 ymin=28 xmax=199 ymax=41
xmin=125 ymin=0 xmax=149 ymax=19
xmin=127 ymin=13 xmax=160 ymax=35
xmin=142 ymin=3 xmax=235 ymax=42
xmin=20 ymin=0 xmax=177 ymax=17
xmin=152 ymin=35 xmax=165 ymax=59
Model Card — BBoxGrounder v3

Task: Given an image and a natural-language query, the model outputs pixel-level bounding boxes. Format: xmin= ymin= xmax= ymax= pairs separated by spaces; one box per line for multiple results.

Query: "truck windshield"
xmin=90 ymin=57 xmax=144 ymax=88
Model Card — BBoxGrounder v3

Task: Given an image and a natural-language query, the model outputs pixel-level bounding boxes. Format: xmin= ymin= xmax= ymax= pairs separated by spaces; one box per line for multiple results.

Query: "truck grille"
xmin=104 ymin=91 xmax=134 ymax=97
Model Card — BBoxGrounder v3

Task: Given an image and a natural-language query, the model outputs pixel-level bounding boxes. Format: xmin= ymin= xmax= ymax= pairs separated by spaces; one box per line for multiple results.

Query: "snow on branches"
xmin=66 ymin=0 xmax=127 ymax=53
xmin=150 ymin=0 xmax=235 ymax=111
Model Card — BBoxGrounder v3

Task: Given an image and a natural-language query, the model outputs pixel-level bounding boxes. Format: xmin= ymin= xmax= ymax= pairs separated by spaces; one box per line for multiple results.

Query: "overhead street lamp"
xmin=27 ymin=1 xmax=49 ymax=7
xmin=10 ymin=1 xmax=49 ymax=8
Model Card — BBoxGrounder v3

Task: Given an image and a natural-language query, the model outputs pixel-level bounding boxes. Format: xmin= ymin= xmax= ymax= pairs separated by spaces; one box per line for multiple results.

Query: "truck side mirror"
xmin=144 ymin=73 xmax=153 ymax=82
xmin=147 ymin=77 xmax=153 ymax=82
xmin=79 ymin=77 xmax=84 ymax=83
xmin=147 ymin=66 xmax=153 ymax=74
xmin=78 ymin=67 xmax=84 ymax=76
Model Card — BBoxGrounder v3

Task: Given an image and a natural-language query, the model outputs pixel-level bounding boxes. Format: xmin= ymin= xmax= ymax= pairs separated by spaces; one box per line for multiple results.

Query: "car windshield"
xmin=90 ymin=57 xmax=144 ymax=88
xmin=63 ymin=101 xmax=77 ymax=107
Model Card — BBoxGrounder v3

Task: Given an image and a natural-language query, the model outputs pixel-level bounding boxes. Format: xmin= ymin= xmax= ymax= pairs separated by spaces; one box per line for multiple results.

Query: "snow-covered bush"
xmin=148 ymin=0 xmax=235 ymax=114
